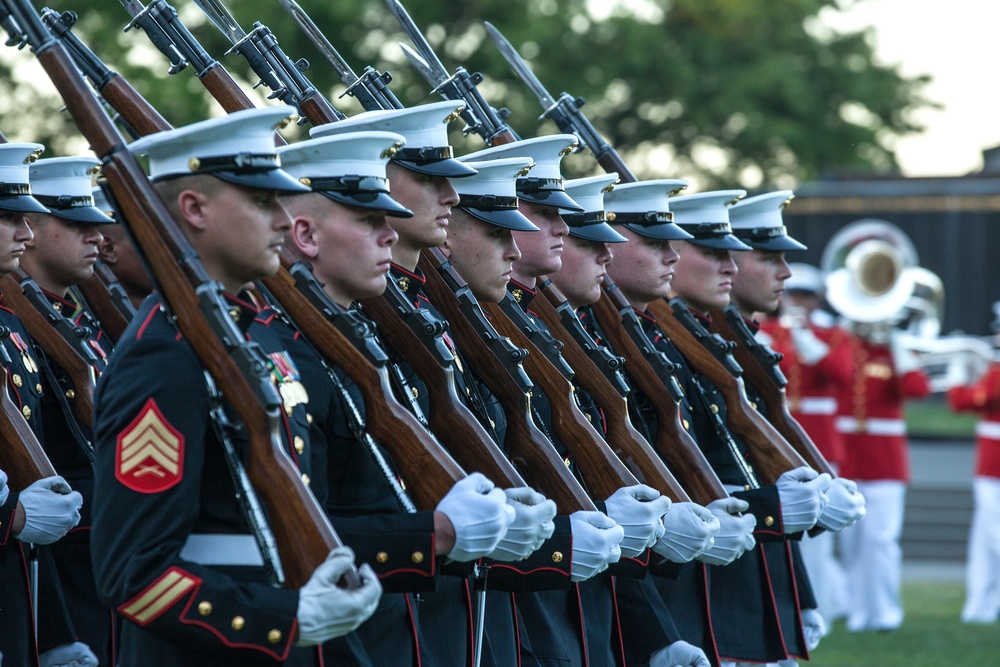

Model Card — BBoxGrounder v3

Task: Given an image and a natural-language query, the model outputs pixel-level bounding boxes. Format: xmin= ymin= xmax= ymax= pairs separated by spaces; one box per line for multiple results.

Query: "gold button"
xmin=552 ymin=551 xmax=564 ymax=563
xmin=301 ymin=474 xmax=310 ymax=486
xmin=267 ymin=629 xmax=282 ymax=644
xmin=35 ymin=384 xmax=42 ymax=393
xmin=585 ymin=413 xmax=592 ymax=422
xmin=294 ymin=436 xmax=305 ymax=455
xmin=411 ymin=551 xmax=424 ymax=564
xmin=231 ymin=616 xmax=245 ymax=631
xmin=709 ymin=404 xmax=719 ymax=414
xmin=306 ymin=413 xmax=313 ymax=424
xmin=22 ymin=406 xmax=30 ymax=419
xmin=564 ymin=457 xmax=572 ymax=468
xmin=682 ymin=419 xmax=690 ymax=430
xmin=765 ymin=516 xmax=775 ymax=527
xmin=198 ymin=601 xmax=212 ymax=616
xmin=375 ymin=551 xmax=389 ymax=564
xmin=411 ymin=386 xmax=419 ymax=399
xmin=745 ymin=485 xmax=751 ymax=491
xmin=749 ymin=401 xmax=757 ymax=410
xmin=65 ymin=389 xmax=75 ymax=400
xmin=12 ymin=373 xmax=21 ymax=387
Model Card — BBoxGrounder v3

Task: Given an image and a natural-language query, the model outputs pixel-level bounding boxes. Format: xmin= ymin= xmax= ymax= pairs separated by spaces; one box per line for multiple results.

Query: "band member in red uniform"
xmin=826 ymin=255 xmax=931 ymax=632
xmin=948 ymin=304 xmax=1000 ymax=623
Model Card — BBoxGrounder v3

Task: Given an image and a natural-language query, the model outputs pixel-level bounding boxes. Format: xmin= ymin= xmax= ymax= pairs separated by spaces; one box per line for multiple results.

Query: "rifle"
xmin=709 ymin=305 xmax=835 ymax=475
xmin=260 ymin=251 xmax=466 ymax=510
xmin=385 ymin=0 xmax=517 ymax=145
xmin=0 ymin=326 xmax=58 ymax=491
xmin=75 ymin=261 xmax=135 ymax=344
xmin=192 ymin=0 xmax=344 ymax=126
xmin=647 ymin=298 xmax=807 ymax=485
xmin=485 ymin=294 xmax=641 ymax=501
xmin=359 ymin=283 xmax=526 ymax=488
xmin=1 ymin=0 xmax=352 ymax=589
xmin=280 ymin=0 xmax=402 ymax=113
xmin=418 ymin=247 xmax=596 ymax=514
xmin=509 ymin=281 xmax=693 ymax=502
xmin=117 ymin=0 xmax=264 ymax=115
xmin=585 ymin=278 xmax=727 ymax=505
xmin=0 ymin=271 xmax=97 ymax=430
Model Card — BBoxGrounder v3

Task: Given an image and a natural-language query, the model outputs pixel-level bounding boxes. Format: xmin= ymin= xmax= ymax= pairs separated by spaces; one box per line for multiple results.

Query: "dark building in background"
xmin=781 ymin=146 xmax=1000 ymax=336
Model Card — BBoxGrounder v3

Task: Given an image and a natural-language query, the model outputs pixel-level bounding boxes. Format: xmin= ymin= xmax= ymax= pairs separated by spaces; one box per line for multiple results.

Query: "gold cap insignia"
xmin=517 ymin=163 xmax=535 ymax=178
xmin=559 ymin=142 xmax=579 ymax=157
xmin=601 ymin=182 xmax=616 ymax=194
xmin=87 ymin=164 xmax=102 ymax=176
xmin=273 ymin=115 xmax=296 ymax=131
xmin=781 ymin=194 xmax=795 ymax=209
xmin=444 ymin=106 xmax=466 ymax=124
xmin=727 ymin=194 xmax=746 ymax=206
xmin=381 ymin=141 xmax=404 ymax=159
xmin=668 ymin=184 xmax=687 ymax=196
xmin=24 ymin=148 xmax=43 ymax=164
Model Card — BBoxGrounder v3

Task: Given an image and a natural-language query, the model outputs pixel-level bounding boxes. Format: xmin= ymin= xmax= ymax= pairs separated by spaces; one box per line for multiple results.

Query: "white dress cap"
xmin=729 ymin=190 xmax=805 ymax=251
xmin=668 ymin=189 xmax=751 ymax=250
xmin=452 ymin=157 xmax=538 ymax=231
xmin=127 ymin=106 xmax=308 ymax=194
xmin=785 ymin=263 xmax=825 ymax=294
xmin=561 ymin=173 xmax=626 ymax=243
xmin=602 ymin=179 xmax=692 ymax=241
xmin=29 ymin=156 xmax=113 ymax=225
xmin=0 ymin=142 xmax=48 ymax=214
xmin=310 ymin=101 xmax=476 ymax=178
xmin=461 ymin=134 xmax=583 ymax=211
xmin=278 ymin=131 xmax=412 ymax=218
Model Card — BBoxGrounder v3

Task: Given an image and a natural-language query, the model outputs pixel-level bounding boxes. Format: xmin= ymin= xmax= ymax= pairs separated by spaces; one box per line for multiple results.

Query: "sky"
xmin=823 ymin=0 xmax=1000 ymax=177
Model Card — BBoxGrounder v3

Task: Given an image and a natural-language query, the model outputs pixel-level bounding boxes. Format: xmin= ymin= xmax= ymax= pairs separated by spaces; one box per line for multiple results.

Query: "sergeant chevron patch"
xmin=119 ymin=567 xmax=200 ymax=626
xmin=116 ymin=398 xmax=185 ymax=493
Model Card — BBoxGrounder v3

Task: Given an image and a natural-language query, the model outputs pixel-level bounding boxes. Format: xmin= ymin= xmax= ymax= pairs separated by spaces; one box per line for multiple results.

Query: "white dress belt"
xmin=179 ymin=534 xmax=264 ymax=567
xmin=835 ymin=416 xmax=907 ymax=436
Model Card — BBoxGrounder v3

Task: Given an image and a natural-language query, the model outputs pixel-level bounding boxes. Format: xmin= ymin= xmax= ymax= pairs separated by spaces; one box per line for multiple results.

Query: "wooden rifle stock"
xmin=417 ymin=248 xmax=595 ymax=513
xmin=484 ymin=296 xmax=640 ymax=501
xmin=260 ymin=258 xmax=465 ymax=510
xmin=0 ymin=343 xmax=58 ymax=490
xmin=646 ymin=298 xmax=806 ymax=484
xmin=76 ymin=262 xmax=135 ymax=344
xmin=11 ymin=4 xmax=350 ymax=588
xmin=358 ymin=287 xmax=526 ymax=488
xmin=0 ymin=272 xmax=96 ymax=429
xmin=708 ymin=306 xmax=835 ymax=476
xmin=531 ymin=279 xmax=691 ymax=502
xmin=588 ymin=283 xmax=726 ymax=505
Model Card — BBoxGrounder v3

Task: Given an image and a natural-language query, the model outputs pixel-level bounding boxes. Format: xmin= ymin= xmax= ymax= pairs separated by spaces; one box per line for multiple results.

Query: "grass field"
xmin=807 ymin=581 xmax=996 ymax=666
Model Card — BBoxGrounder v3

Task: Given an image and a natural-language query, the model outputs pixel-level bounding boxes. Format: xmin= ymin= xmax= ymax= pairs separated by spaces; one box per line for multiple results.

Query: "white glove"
xmin=698 ymin=497 xmax=757 ymax=566
xmin=801 ymin=608 xmax=828 ymax=651
xmin=0 ymin=468 xmax=8 ymax=506
xmin=296 ymin=547 xmax=382 ymax=645
xmin=817 ymin=477 xmax=867 ymax=531
xmin=569 ymin=510 xmax=624 ymax=582
xmin=776 ymin=467 xmax=831 ymax=534
xmin=652 ymin=502 xmax=720 ymax=563
xmin=436 ymin=473 xmax=515 ymax=561
xmin=39 ymin=642 xmax=98 ymax=667
xmin=889 ymin=331 xmax=921 ymax=374
xmin=649 ymin=640 xmax=712 ymax=667
xmin=489 ymin=487 xmax=557 ymax=562
xmin=603 ymin=484 xmax=671 ymax=558
xmin=790 ymin=327 xmax=830 ymax=365
xmin=16 ymin=476 xmax=82 ymax=545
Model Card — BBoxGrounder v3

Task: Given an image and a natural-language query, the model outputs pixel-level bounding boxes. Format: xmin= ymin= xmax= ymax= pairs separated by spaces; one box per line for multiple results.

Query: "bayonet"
xmin=193 ymin=0 xmax=344 ymax=123
xmin=484 ymin=20 xmax=633 ymax=176
xmin=119 ymin=0 xmax=187 ymax=74
xmin=279 ymin=0 xmax=401 ymax=111
xmin=385 ymin=0 xmax=516 ymax=145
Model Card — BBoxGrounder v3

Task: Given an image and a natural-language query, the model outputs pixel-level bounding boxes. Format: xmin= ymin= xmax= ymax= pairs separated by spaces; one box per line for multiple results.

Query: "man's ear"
xmin=97 ymin=235 xmax=116 ymax=265
xmin=176 ymin=188 xmax=210 ymax=231
xmin=291 ymin=215 xmax=321 ymax=260
xmin=438 ymin=238 xmax=452 ymax=260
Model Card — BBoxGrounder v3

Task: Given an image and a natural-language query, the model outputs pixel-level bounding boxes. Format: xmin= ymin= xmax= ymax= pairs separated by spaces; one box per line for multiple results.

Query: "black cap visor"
xmin=563 ymin=211 xmax=628 ymax=242
xmin=318 ymin=189 xmax=413 ymax=218
xmin=0 ymin=193 xmax=49 ymax=214
xmin=621 ymin=221 xmax=693 ymax=241
xmin=681 ymin=230 xmax=753 ymax=251
xmin=396 ymin=156 xmax=478 ymax=179
xmin=459 ymin=205 xmax=539 ymax=231
xmin=47 ymin=205 xmax=115 ymax=225
xmin=734 ymin=228 xmax=807 ymax=252
xmin=212 ymin=168 xmax=311 ymax=195
xmin=516 ymin=181 xmax=584 ymax=212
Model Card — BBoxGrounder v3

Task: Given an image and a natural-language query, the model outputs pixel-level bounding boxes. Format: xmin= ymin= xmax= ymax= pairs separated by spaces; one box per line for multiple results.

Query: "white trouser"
xmin=962 ymin=476 xmax=1000 ymax=623
xmin=838 ymin=480 xmax=906 ymax=631
xmin=798 ymin=527 xmax=848 ymax=623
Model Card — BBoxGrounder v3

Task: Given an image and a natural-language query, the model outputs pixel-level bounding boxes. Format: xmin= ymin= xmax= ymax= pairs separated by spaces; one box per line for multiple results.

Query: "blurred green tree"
xmin=0 ymin=0 xmax=934 ymax=189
